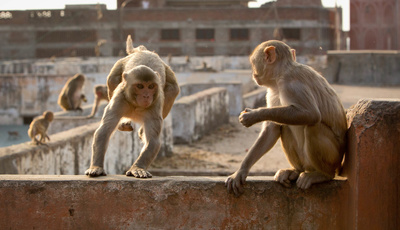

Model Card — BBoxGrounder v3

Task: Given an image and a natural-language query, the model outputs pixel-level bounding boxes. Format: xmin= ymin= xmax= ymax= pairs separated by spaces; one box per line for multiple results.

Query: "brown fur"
xmin=88 ymin=85 xmax=109 ymax=118
xmin=225 ymin=40 xmax=347 ymax=195
xmin=58 ymin=74 xmax=87 ymax=111
xmin=85 ymin=35 xmax=180 ymax=178
xmin=27 ymin=111 xmax=54 ymax=145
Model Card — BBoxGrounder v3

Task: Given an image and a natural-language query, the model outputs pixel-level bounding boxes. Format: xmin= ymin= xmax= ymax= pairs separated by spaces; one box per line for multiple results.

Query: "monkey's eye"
xmin=148 ymin=83 xmax=156 ymax=89
xmin=136 ymin=84 xmax=144 ymax=89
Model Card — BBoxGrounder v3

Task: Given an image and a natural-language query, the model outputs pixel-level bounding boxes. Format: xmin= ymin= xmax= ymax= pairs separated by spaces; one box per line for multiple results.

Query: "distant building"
xmin=350 ymin=0 xmax=400 ymax=50
xmin=0 ymin=0 xmax=342 ymax=60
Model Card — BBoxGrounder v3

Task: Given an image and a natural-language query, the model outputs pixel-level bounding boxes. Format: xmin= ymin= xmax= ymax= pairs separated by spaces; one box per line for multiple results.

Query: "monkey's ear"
xmin=264 ymin=46 xmax=276 ymax=64
xmin=291 ymin=49 xmax=296 ymax=61
xmin=122 ymin=73 xmax=126 ymax=81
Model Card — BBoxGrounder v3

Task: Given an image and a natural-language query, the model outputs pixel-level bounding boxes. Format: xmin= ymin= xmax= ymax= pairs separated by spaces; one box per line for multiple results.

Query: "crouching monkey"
xmin=58 ymin=73 xmax=87 ymax=111
xmin=225 ymin=40 xmax=347 ymax=195
xmin=27 ymin=111 xmax=54 ymax=145
xmin=85 ymin=35 xmax=180 ymax=178
xmin=87 ymin=85 xmax=109 ymax=118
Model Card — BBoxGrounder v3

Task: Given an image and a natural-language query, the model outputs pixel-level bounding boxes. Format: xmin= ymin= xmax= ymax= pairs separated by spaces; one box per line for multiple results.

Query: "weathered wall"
xmin=172 ymin=87 xmax=229 ymax=144
xmin=343 ymin=99 xmax=400 ymax=230
xmin=179 ymin=82 xmax=243 ymax=115
xmin=243 ymin=87 xmax=266 ymax=109
xmin=0 ymin=72 xmax=108 ymax=125
xmin=0 ymin=99 xmax=399 ymax=229
xmin=0 ymin=175 xmax=348 ymax=230
xmin=324 ymin=50 xmax=400 ymax=85
xmin=0 ymin=114 xmax=174 ymax=175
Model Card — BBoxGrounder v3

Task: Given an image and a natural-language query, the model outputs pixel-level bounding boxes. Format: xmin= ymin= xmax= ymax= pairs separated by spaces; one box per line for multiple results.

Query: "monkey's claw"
xmin=85 ymin=167 xmax=107 ymax=177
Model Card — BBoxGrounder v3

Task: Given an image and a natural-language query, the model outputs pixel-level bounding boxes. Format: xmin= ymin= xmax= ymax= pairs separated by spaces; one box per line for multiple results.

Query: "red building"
xmin=350 ymin=0 xmax=400 ymax=50
xmin=0 ymin=0 xmax=342 ymax=60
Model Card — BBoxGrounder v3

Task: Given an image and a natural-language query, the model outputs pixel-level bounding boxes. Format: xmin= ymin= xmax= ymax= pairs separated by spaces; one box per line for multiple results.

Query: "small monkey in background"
xmin=87 ymin=85 xmax=109 ymax=118
xmin=58 ymin=73 xmax=87 ymax=111
xmin=225 ymin=40 xmax=347 ymax=195
xmin=85 ymin=35 xmax=180 ymax=178
xmin=27 ymin=111 xmax=54 ymax=145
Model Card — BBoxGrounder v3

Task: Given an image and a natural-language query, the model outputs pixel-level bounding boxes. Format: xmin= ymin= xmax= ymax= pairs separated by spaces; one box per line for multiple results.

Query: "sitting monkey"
xmin=58 ymin=73 xmax=87 ymax=111
xmin=225 ymin=40 xmax=347 ymax=195
xmin=27 ymin=111 xmax=54 ymax=145
xmin=85 ymin=35 xmax=180 ymax=178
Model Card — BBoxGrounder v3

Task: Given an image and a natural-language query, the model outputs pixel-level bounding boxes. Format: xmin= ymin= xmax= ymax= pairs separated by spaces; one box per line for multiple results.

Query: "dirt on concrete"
xmin=150 ymin=84 xmax=400 ymax=176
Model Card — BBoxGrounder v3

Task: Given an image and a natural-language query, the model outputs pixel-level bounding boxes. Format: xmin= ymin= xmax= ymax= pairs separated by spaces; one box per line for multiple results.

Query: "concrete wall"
xmin=0 ymin=114 xmax=174 ymax=175
xmin=324 ymin=50 xmax=400 ymax=85
xmin=0 ymin=72 xmax=108 ymax=125
xmin=243 ymin=87 xmax=266 ymax=109
xmin=179 ymin=82 xmax=243 ymax=115
xmin=172 ymin=87 xmax=229 ymax=144
xmin=0 ymin=99 xmax=398 ymax=229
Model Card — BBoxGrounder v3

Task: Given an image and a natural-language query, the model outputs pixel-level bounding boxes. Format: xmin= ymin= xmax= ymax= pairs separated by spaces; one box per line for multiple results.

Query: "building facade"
xmin=0 ymin=0 xmax=342 ymax=60
xmin=350 ymin=0 xmax=400 ymax=50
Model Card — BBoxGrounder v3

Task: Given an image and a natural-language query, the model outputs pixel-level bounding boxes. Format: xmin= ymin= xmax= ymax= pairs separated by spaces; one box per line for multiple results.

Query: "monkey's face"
xmin=131 ymin=82 xmax=158 ymax=108
xmin=250 ymin=55 xmax=267 ymax=85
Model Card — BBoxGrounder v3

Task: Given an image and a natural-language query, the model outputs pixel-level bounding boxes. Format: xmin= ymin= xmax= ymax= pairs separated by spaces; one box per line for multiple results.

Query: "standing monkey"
xmin=27 ymin=111 xmax=54 ymax=145
xmin=87 ymin=85 xmax=109 ymax=118
xmin=225 ymin=40 xmax=347 ymax=195
xmin=58 ymin=73 xmax=87 ymax=111
xmin=85 ymin=35 xmax=180 ymax=178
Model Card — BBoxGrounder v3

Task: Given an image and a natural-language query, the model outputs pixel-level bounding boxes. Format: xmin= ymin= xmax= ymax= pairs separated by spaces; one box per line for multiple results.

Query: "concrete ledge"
xmin=179 ymin=82 xmax=243 ymax=115
xmin=0 ymin=115 xmax=173 ymax=174
xmin=172 ymin=87 xmax=229 ymax=144
xmin=0 ymin=175 xmax=348 ymax=229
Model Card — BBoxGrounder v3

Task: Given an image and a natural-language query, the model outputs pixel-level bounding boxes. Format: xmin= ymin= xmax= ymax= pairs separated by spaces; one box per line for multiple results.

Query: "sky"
xmin=0 ymin=0 xmax=350 ymax=31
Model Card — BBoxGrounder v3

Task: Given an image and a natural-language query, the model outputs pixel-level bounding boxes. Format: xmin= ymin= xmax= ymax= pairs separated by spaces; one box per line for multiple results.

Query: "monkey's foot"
xmin=126 ymin=166 xmax=152 ymax=178
xmin=274 ymin=168 xmax=300 ymax=188
xmin=118 ymin=122 xmax=134 ymax=132
xmin=85 ymin=166 xmax=107 ymax=177
xmin=296 ymin=171 xmax=332 ymax=189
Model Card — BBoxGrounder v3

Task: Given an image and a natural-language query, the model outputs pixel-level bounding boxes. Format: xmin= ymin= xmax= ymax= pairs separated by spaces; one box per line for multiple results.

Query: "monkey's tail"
xmin=126 ymin=35 xmax=134 ymax=54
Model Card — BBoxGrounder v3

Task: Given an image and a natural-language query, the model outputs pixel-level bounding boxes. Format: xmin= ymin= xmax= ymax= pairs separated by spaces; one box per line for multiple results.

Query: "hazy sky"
xmin=0 ymin=0 xmax=349 ymax=31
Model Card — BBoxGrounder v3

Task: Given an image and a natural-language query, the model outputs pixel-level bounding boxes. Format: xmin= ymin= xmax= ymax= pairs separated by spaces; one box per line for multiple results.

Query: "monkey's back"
xmin=124 ymin=51 xmax=166 ymax=86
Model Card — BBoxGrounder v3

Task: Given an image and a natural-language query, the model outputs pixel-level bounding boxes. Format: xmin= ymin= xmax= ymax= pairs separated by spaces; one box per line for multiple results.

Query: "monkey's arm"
xmin=86 ymin=97 xmax=128 ymax=176
xmin=240 ymin=81 xmax=320 ymax=127
xmin=88 ymin=97 xmax=100 ymax=118
xmin=162 ymin=64 xmax=180 ymax=119
xmin=106 ymin=59 xmax=124 ymax=99
xmin=225 ymin=122 xmax=280 ymax=196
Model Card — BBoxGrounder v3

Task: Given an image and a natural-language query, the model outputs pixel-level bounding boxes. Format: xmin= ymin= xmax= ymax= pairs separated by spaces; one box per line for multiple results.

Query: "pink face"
xmin=133 ymin=82 xmax=157 ymax=108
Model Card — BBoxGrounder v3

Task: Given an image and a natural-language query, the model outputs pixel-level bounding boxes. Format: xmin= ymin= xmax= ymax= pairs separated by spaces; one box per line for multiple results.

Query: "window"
xmin=282 ymin=28 xmax=301 ymax=40
xmin=230 ymin=28 xmax=249 ymax=41
xmin=36 ymin=30 xmax=97 ymax=43
xmin=161 ymin=29 xmax=180 ymax=41
xmin=196 ymin=29 xmax=215 ymax=41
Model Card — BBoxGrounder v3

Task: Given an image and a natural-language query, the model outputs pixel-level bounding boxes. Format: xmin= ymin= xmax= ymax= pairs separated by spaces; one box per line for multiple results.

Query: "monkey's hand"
xmin=239 ymin=108 xmax=259 ymax=127
xmin=85 ymin=166 xmax=107 ymax=177
xmin=126 ymin=165 xmax=153 ymax=178
xmin=225 ymin=169 xmax=248 ymax=197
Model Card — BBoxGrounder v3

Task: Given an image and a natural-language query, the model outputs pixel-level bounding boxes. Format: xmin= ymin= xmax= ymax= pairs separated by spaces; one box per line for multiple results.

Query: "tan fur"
xmin=88 ymin=85 xmax=109 ymax=118
xmin=58 ymin=74 xmax=87 ymax=111
xmin=225 ymin=40 xmax=347 ymax=195
xmin=27 ymin=111 xmax=54 ymax=145
xmin=85 ymin=35 xmax=180 ymax=178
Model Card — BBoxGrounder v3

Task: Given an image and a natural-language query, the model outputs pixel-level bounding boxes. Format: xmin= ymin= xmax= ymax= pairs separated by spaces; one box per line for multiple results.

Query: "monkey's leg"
xmin=85 ymin=106 xmax=121 ymax=177
xmin=162 ymin=65 xmax=180 ymax=119
xmin=296 ymin=124 xmax=342 ymax=189
xmin=126 ymin=119 xmax=162 ymax=178
xmin=275 ymin=126 xmax=304 ymax=187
